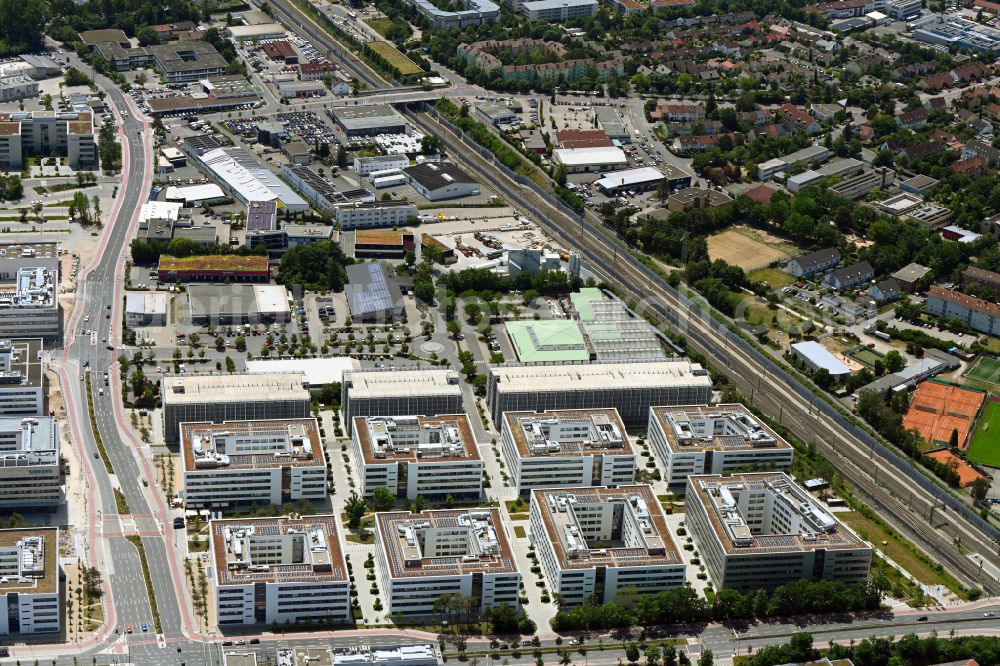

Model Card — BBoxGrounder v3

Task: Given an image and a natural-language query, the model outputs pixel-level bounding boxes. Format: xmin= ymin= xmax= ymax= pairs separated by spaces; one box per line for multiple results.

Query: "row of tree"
xmin=552 ymin=579 xmax=884 ymax=631
xmin=743 ymin=632 xmax=1000 ymax=666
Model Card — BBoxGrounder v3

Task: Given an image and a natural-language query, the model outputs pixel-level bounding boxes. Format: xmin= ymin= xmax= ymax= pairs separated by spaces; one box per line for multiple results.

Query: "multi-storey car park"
xmin=530 ymin=485 xmax=684 ymax=606
xmin=646 ymin=404 xmax=794 ymax=492
xmin=686 ymin=472 xmax=872 ymax=592
xmin=0 ymin=528 xmax=60 ymax=635
xmin=181 ymin=419 xmax=327 ymax=510
xmin=352 ymin=414 xmax=483 ymax=501
xmin=209 ymin=515 xmax=350 ymax=626
xmin=486 ymin=360 xmax=713 ymax=427
xmin=500 ymin=408 xmax=636 ymax=496
xmin=0 ymin=339 xmax=45 ymax=416
xmin=341 ymin=369 xmax=464 ymax=436
xmin=375 ymin=508 xmax=520 ymax=617
xmin=161 ymin=373 xmax=311 ymax=445
xmin=0 ymin=416 xmax=62 ymax=509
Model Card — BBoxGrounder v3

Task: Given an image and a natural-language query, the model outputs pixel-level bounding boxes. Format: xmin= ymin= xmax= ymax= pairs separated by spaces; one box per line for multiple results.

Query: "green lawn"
xmin=967 ymin=356 xmax=1000 ymax=390
xmin=365 ymin=17 xmax=393 ymax=37
xmin=749 ymin=267 xmax=796 ymax=289
xmin=512 ymin=525 xmax=526 ymax=538
xmin=967 ymin=401 xmax=1000 ymax=468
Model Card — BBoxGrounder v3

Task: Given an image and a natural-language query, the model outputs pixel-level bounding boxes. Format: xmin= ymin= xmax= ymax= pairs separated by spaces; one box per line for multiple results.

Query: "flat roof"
xmin=163 ymin=373 xmax=308 ymax=405
xmin=532 ymin=485 xmax=681 ymax=570
xmin=211 ymin=515 xmax=346 ymax=586
xmin=505 ymin=320 xmax=589 ymax=363
xmin=687 ymin=473 xmax=868 ymax=555
xmin=553 ymin=146 xmax=628 ymax=167
xmin=790 ymin=341 xmax=851 ymax=376
xmin=158 ymin=255 xmax=269 ymax=273
xmin=650 ymin=403 xmax=792 ymax=454
xmin=0 ymin=339 xmax=44 ymax=389
xmin=353 ymin=414 xmax=479 ymax=465
xmin=568 ymin=288 xmax=604 ymax=322
xmin=200 ymin=147 xmax=307 ymax=210
xmin=124 ymin=291 xmax=168 ymax=316
xmin=182 ymin=418 xmax=324 ymax=472
xmin=330 ymin=104 xmax=405 ymax=131
xmin=503 ymin=408 xmax=633 ymax=458
xmin=344 ymin=369 xmax=462 ymax=399
xmin=594 ymin=166 xmax=665 ymax=189
xmin=246 ymin=358 xmax=358 ymax=387
xmin=356 ymin=229 xmax=407 ymax=246
xmin=0 ymin=527 xmax=58 ymax=594
xmin=376 ymin=508 xmax=517 ymax=578
xmin=489 ymin=360 xmax=712 ymax=392
xmin=165 ymin=184 xmax=226 ymax=202
xmin=226 ymin=23 xmax=286 ymax=37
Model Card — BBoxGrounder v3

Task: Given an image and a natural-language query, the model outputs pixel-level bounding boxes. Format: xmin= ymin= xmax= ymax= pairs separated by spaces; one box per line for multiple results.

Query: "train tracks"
xmin=407 ymin=107 xmax=1000 ymax=595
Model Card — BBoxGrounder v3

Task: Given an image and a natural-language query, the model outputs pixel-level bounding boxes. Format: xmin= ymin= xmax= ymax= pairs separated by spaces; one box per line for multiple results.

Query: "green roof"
xmin=569 ymin=288 xmax=604 ymax=322
xmin=506 ymin=320 xmax=589 ymax=363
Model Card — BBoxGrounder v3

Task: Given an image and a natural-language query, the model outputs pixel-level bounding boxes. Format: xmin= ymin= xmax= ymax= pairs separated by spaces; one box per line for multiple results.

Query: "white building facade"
xmin=0 ymin=528 xmax=60 ymax=635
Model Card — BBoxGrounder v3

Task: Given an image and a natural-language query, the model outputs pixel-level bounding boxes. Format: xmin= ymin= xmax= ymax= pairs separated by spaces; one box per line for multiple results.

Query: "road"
xmin=403 ymin=105 xmax=1000 ymax=598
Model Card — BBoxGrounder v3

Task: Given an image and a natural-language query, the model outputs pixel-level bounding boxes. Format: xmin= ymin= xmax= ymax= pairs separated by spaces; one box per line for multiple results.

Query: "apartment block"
xmin=333 ymin=201 xmax=418 ymax=230
xmin=647 ymin=405 xmax=793 ymax=491
xmin=927 ymin=286 xmax=1000 ymax=337
xmin=686 ymin=473 xmax=872 ymax=592
xmin=161 ymin=374 xmax=311 ymax=445
xmin=341 ymin=370 xmax=464 ymax=436
xmin=210 ymin=516 xmax=350 ymax=626
xmin=376 ymin=508 xmax=520 ymax=617
xmin=0 ymin=339 xmax=45 ymax=416
xmin=530 ymin=485 xmax=684 ymax=605
xmin=0 ymin=528 xmax=60 ymax=635
xmin=0 ymin=111 xmax=97 ymax=170
xmin=501 ymin=408 xmax=635 ymax=496
xmin=486 ymin=360 xmax=713 ymax=427
xmin=0 ymin=416 xmax=62 ymax=509
xmin=181 ymin=419 xmax=327 ymax=509
xmin=352 ymin=414 xmax=482 ymax=501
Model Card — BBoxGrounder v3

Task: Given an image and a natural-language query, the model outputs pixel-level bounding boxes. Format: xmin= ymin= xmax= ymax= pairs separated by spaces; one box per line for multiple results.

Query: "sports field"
xmin=965 ymin=401 xmax=1000 ymax=468
xmin=966 ymin=356 xmax=1000 ymax=390
xmin=708 ymin=229 xmax=792 ymax=272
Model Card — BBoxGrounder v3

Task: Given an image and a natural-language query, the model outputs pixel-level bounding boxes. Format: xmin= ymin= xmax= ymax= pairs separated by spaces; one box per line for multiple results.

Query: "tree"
xmin=626 ymin=643 xmax=640 ymax=664
xmin=276 ymin=241 xmax=352 ymax=291
xmin=98 ymin=123 xmax=121 ymax=172
xmin=645 ymin=645 xmax=661 ymax=666
xmin=697 ymin=650 xmax=712 ymax=666
xmin=136 ymin=26 xmax=161 ymax=46
xmin=234 ymin=336 xmax=246 ymax=353
xmin=371 ymin=487 xmax=396 ymax=512
xmin=447 ymin=319 xmax=462 ymax=338
xmin=134 ymin=71 xmax=148 ymax=88
xmin=883 ymin=350 xmax=906 ymax=374
xmin=421 ymin=134 xmax=442 ymax=155
xmin=972 ymin=477 xmax=990 ymax=503
xmin=337 ymin=146 xmax=348 ymax=168
xmin=344 ymin=493 xmax=367 ymax=529
xmin=224 ymin=356 xmax=235 ymax=372
xmin=412 ymin=495 xmax=425 ymax=513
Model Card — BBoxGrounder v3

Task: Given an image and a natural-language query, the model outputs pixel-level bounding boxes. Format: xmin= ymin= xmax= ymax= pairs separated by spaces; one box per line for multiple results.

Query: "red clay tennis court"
xmin=903 ymin=381 xmax=987 ymax=448
xmin=924 ymin=449 xmax=987 ymax=487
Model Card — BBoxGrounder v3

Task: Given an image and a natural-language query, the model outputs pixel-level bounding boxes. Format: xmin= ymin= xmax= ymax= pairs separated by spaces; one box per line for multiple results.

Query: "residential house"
xmin=896 ymin=108 xmax=928 ymax=129
xmin=952 ymin=155 xmax=988 ymax=177
xmin=786 ymin=248 xmax=840 ymax=277
xmin=776 ymin=104 xmax=822 ymax=135
xmin=825 ymin=260 xmax=874 ymax=290
xmin=962 ymin=138 xmax=1000 ymax=164
xmin=868 ymin=279 xmax=901 ymax=304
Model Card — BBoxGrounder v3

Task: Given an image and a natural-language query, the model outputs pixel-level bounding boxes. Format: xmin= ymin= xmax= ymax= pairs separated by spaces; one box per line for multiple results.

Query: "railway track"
xmin=406 ymin=107 xmax=1000 ymax=595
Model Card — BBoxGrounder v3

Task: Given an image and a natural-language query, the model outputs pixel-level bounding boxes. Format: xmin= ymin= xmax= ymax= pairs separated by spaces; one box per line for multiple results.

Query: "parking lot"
xmin=221 ymin=111 xmax=338 ymax=145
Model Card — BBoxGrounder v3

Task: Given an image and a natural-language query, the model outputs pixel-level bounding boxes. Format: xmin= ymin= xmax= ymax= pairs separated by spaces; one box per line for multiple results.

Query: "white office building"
xmin=211 ymin=515 xmax=350 ymax=626
xmin=376 ymin=508 xmax=520 ymax=617
xmin=342 ymin=369 xmax=464 ymax=435
xmin=0 ymin=416 xmax=62 ymax=509
xmin=530 ymin=485 xmax=685 ymax=606
xmin=352 ymin=414 xmax=482 ymax=501
xmin=520 ymin=0 xmax=597 ymax=21
xmin=0 ymin=339 xmax=45 ymax=416
xmin=0 ymin=266 xmax=59 ymax=339
xmin=486 ymin=360 xmax=713 ymax=427
xmin=647 ymin=404 xmax=794 ymax=492
xmin=501 ymin=408 xmax=635 ymax=495
xmin=0 ymin=528 xmax=60 ymax=635
xmin=333 ymin=201 xmax=418 ymax=230
xmin=181 ymin=419 xmax=327 ymax=509
xmin=354 ymin=155 xmax=411 ymax=177
xmin=686 ymin=473 xmax=872 ymax=592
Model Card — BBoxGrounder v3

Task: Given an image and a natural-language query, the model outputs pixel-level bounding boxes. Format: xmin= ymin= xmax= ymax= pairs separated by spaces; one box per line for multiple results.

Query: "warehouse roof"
xmin=553 ymin=146 xmax=628 ymax=167
xmin=345 ymin=262 xmax=404 ymax=318
xmin=505 ymin=320 xmax=589 ymax=363
xmin=403 ymin=162 xmax=477 ymax=191
xmin=594 ymin=166 xmax=665 ymax=190
xmin=790 ymin=341 xmax=851 ymax=376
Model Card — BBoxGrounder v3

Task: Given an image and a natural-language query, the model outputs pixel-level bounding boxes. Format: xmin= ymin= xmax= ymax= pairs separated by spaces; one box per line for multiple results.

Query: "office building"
xmin=0 ymin=111 xmax=97 ymax=170
xmin=505 ymin=320 xmax=589 ymax=363
xmin=0 ymin=416 xmax=62 ymax=509
xmin=353 ymin=230 xmax=414 ymax=260
xmin=375 ymin=508 xmax=520 ymax=616
xmin=354 ymin=155 xmax=410 ymax=177
xmin=0 ymin=244 xmax=60 ymax=339
xmin=647 ymin=404 xmax=793 ymax=491
xmin=686 ymin=473 xmax=872 ymax=591
xmin=405 ymin=0 xmax=500 ymax=29
xmin=756 ymin=145 xmax=830 ymax=181
xmin=501 ymin=408 xmax=635 ymax=495
xmin=334 ymin=201 xmax=417 ymax=230
xmin=520 ymin=0 xmax=598 ymax=21
xmin=486 ymin=360 xmax=713 ymax=427
xmin=210 ymin=515 xmax=350 ymax=625
xmin=0 ymin=528 xmax=60 ymax=635
xmin=161 ymin=373 xmax=311 ymax=445
xmin=148 ymin=41 xmax=228 ymax=82
xmin=530 ymin=485 xmax=684 ymax=605
xmin=280 ymin=164 xmax=374 ymax=214
xmin=0 ymin=75 xmax=38 ymax=103
xmin=828 ymin=168 xmax=895 ymax=200
xmin=927 ymin=287 xmax=1000 ymax=336
xmin=181 ymin=419 xmax=327 ymax=509
xmin=342 ymin=369 xmax=464 ymax=435
xmin=911 ymin=15 xmax=1000 ymax=54
xmin=352 ymin=414 xmax=482 ymax=500
xmin=0 ymin=339 xmax=45 ymax=416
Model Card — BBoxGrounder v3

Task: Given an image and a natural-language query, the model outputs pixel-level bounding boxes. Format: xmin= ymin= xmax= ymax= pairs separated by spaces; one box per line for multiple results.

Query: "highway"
xmin=403 ymin=105 xmax=1000 ymax=597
